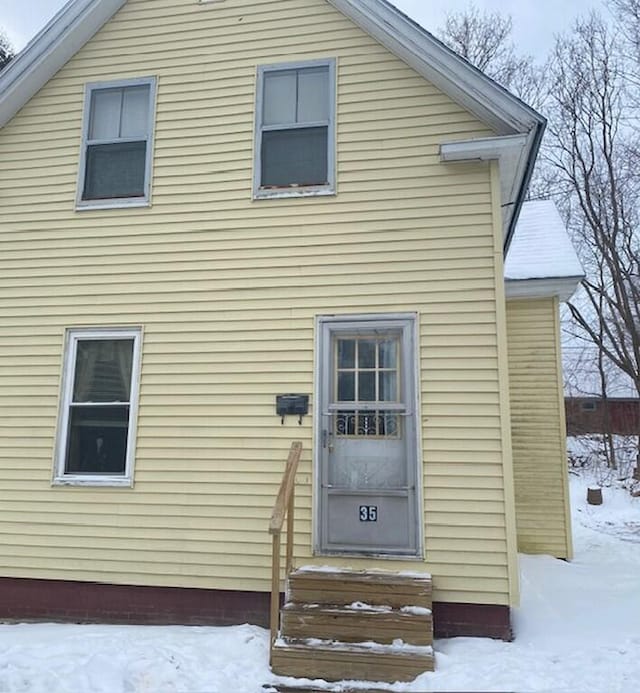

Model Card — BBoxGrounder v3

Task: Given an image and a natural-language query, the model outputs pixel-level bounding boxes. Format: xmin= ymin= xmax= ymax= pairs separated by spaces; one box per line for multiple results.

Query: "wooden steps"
xmin=281 ymin=603 xmax=433 ymax=645
xmin=270 ymin=568 xmax=435 ymax=684
xmin=287 ymin=569 xmax=432 ymax=610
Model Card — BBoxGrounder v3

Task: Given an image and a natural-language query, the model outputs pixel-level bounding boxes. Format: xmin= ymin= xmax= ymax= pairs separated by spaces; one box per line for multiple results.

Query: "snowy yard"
xmin=0 ymin=474 xmax=638 ymax=693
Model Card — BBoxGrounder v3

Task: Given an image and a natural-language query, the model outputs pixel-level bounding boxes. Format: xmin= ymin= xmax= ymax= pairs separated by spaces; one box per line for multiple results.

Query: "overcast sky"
xmin=2 ymin=0 xmax=604 ymax=58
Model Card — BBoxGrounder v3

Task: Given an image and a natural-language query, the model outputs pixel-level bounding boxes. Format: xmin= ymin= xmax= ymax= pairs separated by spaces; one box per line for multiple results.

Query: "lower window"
xmin=54 ymin=328 xmax=142 ymax=486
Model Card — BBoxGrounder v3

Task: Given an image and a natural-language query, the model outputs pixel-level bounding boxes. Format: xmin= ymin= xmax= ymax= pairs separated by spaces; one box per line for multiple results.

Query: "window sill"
xmin=75 ymin=198 xmax=150 ymax=212
xmin=52 ymin=475 xmax=133 ymax=488
xmin=254 ymin=186 xmax=335 ymax=200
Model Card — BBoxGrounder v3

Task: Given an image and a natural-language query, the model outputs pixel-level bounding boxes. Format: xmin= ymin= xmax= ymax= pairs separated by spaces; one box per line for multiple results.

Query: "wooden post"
xmin=286 ymin=487 xmax=295 ymax=576
xmin=270 ymin=532 xmax=281 ymax=651
xmin=267 ymin=442 xmax=302 ymax=664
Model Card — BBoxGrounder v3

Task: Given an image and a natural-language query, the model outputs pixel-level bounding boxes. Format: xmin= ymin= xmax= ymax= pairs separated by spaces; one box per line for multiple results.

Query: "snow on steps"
xmin=271 ymin=568 xmax=434 ymax=684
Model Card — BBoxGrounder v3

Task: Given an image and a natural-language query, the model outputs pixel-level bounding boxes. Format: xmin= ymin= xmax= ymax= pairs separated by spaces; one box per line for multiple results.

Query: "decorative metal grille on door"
xmin=335 ymin=336 xmax=401 ymax=438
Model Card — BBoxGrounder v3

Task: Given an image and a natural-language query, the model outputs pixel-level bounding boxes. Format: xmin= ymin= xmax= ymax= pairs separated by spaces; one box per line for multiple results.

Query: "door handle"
xmin=322 ymin=429 xmax=335 ymax=452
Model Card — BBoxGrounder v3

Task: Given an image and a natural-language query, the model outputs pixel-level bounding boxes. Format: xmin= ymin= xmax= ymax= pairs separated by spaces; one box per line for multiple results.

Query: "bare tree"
xmin=545 ymin=13 xmax=640 ymax=473
xmin=437 ymin=5 xmax=640 ymax=480
xmin=0 ymin=29 xmax=14 ymax=72
xmin=437 ymin=3 xmax=544 ymax=107
xmin=610 ymin=0 xmax=640 ymax=67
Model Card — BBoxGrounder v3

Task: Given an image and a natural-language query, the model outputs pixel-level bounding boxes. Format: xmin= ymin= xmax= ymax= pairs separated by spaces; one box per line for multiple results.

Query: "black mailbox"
xmin=276 ymin=394 xmax=309 ymax=424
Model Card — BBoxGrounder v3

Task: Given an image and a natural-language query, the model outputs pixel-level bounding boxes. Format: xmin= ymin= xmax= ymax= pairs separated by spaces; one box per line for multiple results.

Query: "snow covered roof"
xmin=505 ymin=200 xmax=584 ymax=301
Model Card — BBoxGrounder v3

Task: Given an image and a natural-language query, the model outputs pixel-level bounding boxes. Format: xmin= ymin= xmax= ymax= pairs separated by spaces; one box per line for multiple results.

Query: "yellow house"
xmin=0 ymin=0 xmax=583 ymax=682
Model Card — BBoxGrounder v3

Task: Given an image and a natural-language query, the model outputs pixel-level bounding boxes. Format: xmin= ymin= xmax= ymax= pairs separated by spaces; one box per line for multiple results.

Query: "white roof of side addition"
xmin=505 ymin=200 xmax=584 ymax=302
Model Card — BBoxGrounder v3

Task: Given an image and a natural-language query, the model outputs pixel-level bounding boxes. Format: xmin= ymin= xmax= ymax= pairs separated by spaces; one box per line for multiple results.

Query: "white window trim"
xmin=253 ymin=58 xmax=337 ymax=200
xmin=76 ymin=76 xmax=158 ymax=211
xmin=53 ymin=327 xmax=143 ymax=487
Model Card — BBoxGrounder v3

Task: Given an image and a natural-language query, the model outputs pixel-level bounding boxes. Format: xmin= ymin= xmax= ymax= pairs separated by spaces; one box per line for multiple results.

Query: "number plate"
xmin=359 ymin=505 xmax=378 ymax=522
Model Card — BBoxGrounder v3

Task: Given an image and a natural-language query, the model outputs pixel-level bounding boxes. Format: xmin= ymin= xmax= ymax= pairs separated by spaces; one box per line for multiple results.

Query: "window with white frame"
xmin=254 ymin=59 xmax=336 ymax=197
xmin=78 ymin=77 xmax=157 ymax=206
xmin=54 ymin=328 xmax=142 ymax=485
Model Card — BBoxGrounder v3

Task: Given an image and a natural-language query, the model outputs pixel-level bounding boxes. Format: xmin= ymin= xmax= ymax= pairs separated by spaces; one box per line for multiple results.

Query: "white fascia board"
xmin=0 ymin=0 xmax=126 ymax=128
xmin=505 ymin=276 xmax=584 ymax=302
xmin=327 ymin=0 xmax=545 ymax=136
xmin=440 ymin=134 xmax=531 ymax=247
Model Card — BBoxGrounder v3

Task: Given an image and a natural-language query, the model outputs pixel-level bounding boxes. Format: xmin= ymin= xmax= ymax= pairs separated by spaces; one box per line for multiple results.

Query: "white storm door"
xmin=317 ymin=316 xmax=420 ymax=556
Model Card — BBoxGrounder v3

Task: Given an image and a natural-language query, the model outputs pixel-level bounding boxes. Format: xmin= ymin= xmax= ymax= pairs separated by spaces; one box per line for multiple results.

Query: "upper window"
xmin=254 ymin=59 xmax=336 ymax=198
xmin=77 ymin=77 xmax=157 ymax=208
xmin=54 ymin=328 xmax=142 ymax=486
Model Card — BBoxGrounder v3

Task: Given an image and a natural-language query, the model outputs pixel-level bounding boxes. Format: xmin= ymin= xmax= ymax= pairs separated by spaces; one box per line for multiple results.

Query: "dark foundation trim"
xmin=0 ymin=577 xmax=512 ymax=639
xmin=433 ymin=601 xmax=512 ymax=640
xmin=0 ymin=577 xmax=271 ymax=628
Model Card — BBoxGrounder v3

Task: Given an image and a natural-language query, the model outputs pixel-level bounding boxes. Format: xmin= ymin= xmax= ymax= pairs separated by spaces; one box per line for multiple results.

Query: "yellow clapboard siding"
xmin=0 ymin=0 xmax=517 ymax=606
xmin=507 ymin=298 xmax=573 ymax=559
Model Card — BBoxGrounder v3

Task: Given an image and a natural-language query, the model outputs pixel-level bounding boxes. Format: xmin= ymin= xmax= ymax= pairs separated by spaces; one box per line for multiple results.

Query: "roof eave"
xmin=505 ymin=275 xmax=584 ymax=302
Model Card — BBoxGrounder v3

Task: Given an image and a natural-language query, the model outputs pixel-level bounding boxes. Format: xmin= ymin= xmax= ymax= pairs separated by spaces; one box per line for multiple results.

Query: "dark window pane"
xmin=379 ymin=371 xmax=397 ymax=401
xmin=83 ymin=141 xmax=146 ymax=200
xmin=337 ymin=339 xmax=355 ymax=369
xmin=358 ymin=340 xmax=376 ymax=369
xmin=337 ymin=372 xmax=355 ymax=401
xmin=73 ymin=339 xmax=133 ymax=403
xmin=358 ymin=371 xmax=375 ymax=401
xmin=261 ymin=127 xmax=327 ymax=187
xmin=379 ymin=339 xmax=398 ymax=368
xmin=65 ymin=405 xmax=129 ymax=474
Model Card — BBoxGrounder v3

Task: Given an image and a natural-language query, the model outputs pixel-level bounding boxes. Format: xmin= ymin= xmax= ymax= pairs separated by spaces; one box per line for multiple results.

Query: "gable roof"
xmin=0 ymin=0 xmax=545 ymax=247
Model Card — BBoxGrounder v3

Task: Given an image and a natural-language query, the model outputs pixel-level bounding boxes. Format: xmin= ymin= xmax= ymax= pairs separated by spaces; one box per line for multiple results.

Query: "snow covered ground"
xmin=0 ymin=474 xmax=638 ymax=692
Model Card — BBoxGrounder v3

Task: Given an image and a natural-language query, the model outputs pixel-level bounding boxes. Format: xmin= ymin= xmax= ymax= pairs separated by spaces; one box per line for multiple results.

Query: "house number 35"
xmin=359 ymin=505 xmax=378 ymax=522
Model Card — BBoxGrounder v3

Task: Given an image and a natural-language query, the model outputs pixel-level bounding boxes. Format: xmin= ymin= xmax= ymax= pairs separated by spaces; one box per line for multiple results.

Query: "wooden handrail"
xmin=268 ymin=441 xmax=302 ymax=654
